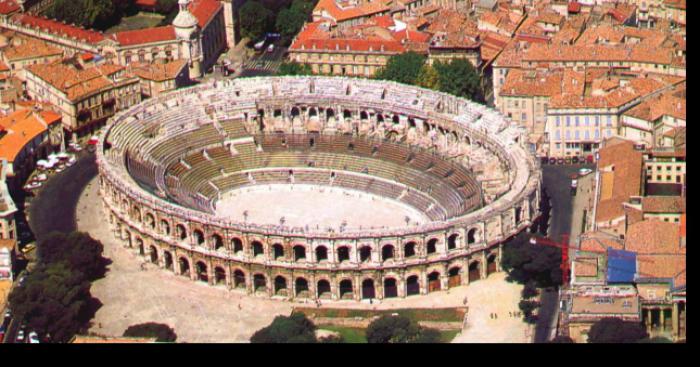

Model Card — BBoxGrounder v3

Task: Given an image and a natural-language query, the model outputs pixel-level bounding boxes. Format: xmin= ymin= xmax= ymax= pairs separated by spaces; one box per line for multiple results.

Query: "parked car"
xmin=579 ymin=168 xmax=593 ymax=176
xmin=16 ymin=329 xmax=25 ymax=342
xmin=267 ymin=44 xmax=275 ymax=53
xmin=28 ymin=331 xmax=40 ymax=344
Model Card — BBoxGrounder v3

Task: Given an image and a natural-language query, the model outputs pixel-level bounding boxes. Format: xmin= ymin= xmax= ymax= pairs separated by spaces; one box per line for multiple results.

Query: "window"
xmin=575 ymin=116 xmax=580 ymax=126
xmin=566 ymin=116 xmax=571 ymax=126
xmin=575 ymin=131 xmax=580 ymax=140
xmin=606 ymin=116 xmax=612 ymax=126
xmin=595 ymin=116 xmax=600 ymax=126
xmin=585 ymin=116 xmax=590 ymax=126
xmin=566 ymin=131 xmax=571 ymax=140
xmin=555 ymin=131 xmax=561 ymax=140
xmin=521 ymin=113 xmax=527 ymax=121
xmin=555 ymin=116 xmax=561 ymax=127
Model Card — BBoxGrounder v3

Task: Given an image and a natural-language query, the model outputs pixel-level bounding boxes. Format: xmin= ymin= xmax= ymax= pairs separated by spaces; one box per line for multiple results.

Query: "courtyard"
xmin=105 ymin=12 xmax=165 ymax=34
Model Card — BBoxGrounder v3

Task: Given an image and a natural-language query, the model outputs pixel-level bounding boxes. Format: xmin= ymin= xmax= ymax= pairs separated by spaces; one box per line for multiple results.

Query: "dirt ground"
xmin=78 ymin=178 xmax=531 ymax=343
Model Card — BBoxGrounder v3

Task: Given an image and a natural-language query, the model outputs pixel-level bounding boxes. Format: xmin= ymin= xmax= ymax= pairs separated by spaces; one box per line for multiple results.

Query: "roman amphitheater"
xmin=96 ymin=76 xmax=542 ymax=301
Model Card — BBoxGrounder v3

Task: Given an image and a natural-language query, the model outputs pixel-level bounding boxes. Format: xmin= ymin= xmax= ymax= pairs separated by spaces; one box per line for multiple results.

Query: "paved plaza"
xmin=78 ymin=178 xmax=530 ymax=343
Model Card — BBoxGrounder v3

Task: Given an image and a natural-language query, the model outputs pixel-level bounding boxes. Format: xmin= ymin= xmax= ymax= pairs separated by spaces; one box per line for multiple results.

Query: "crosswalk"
xmin=241 ymin=58 xmax=282 ymax=74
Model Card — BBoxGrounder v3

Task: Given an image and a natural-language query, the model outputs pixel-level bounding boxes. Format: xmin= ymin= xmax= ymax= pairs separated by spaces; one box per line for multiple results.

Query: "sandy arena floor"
xmin=215 ymin=184 xmax=428 ymax=229
xmin=78 ymin=178 xmax=531 ymax=343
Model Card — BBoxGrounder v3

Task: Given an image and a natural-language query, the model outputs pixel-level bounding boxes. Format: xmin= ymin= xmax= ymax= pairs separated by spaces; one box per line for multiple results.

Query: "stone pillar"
xmin=481 ymin=251 xmax=488 ymax=279
xmin=660 ymin=307 xmax=666 ymax=331
xmin=497 ymin=243 xmax=504 ymax=272
xmin=672 ymin=302 xmax=680 ymax=338
xmin=419 ymin=268 xmax=427 ymax=295
xmin=354 ymin=273 xmax=361 ymax=301
xmin=646 ymin=308 xmax=652 ymax=332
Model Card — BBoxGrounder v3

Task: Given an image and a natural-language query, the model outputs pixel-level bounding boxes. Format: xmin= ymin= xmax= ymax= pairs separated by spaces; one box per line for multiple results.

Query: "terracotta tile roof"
xmin=129 ymin=59 xmax=187 ymax=81
xmin=663 ymin=0 xmax=686 ymax=10
xmin=290 ymin=21 xmax=404 ymax=53
xmin=574 ymin=257 xmax=599 ymax=277
xmin=314 ymin=0 xmax=391 ymax=22
xmin=579 ymin=231 xmax=625 ymax=253
xmin=641 ymin=196 xmax=685 ymax=214
xmin=189 ymin=0 xmax=222 ymax=28
xmin=12 ymin=14 xmax=106 ymax=44
xmin=112 ymin=26 xmax=176 ymax=46
xmin=625 ymin=220 xmax=683 ymax=255
xmin=26 ymin=61 xmax=134 ymax=101
xmin=522 ymin=43 xmax=675 ymax=65
xmin=0 ymin=108 xmax=61 ymax=163
xmin=0 ymin=0 xmax=19 ymax=15
xmin=623 ymin=84 xmax=686 ymax=122
xmin=0 ymin=60 xmax=8 ymax=72
xmin=0 ymin=38 xmax=63 ymax=61
xmin=595 ymin=139 xmax=643 ymax=223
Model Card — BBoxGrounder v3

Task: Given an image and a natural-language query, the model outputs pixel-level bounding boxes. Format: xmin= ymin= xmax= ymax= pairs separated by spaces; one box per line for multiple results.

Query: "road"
xmin=239 ymin=45 xmax=287 ymax=76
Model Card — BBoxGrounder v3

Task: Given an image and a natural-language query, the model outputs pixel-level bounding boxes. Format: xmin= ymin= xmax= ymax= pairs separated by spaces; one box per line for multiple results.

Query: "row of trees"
xmin=251 ymin=313 xmax=442 ymax=343
xmin=8 ymin=232 xmax=108 ymax=343
xmin=239 ymin=0 xmax=317 ymax=45
xmin=45 ymin=0 xmax=141 ymax=31
xmin=374 ymin=52 xmax=485 ymax=103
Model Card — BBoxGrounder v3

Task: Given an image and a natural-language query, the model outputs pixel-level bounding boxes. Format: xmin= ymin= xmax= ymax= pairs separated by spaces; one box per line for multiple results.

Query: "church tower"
xmin=173 ymin=0 xmax=203 ymax=78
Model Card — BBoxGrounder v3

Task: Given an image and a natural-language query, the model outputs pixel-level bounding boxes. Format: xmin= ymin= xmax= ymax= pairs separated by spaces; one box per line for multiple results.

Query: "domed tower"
xmin=173 ymin=0 xmax=203 ymax=78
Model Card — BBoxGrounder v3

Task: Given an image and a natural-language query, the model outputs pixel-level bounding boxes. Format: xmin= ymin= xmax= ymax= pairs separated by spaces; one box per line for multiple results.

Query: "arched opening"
xmin=212 ymin=234 xmax=224 ymax=250
xmin=232 ymin=238 xmax=243 ymax=253
xmin=295 ymin=278 xmax=310 ymax=297
xmin=377 ymin=114 xmax=384 ymax=124
xmin=272 ymin=244 xmax=284 ymax=260
xmin=136 ymin=238 xmax=144 ymax=255
xmin=359 ymin=246 xmax=372 ymax=262
xmin=178 ymin=257 xmax=190 ymax=277
xmin=448 ymin=266 xmax=461 ymax=287
xmin=161 ymin=220 xmax=170 ymax=235
xmin=193 ymin=229 xmax=204 ymax=245
xmin=317 ymin=279 xmax=331 ymax=299
xmin=253 ymin=274 xmax=267 ymax=292
xmin=195 ymin=261 xmax=208 ymax=282
xmin=315 ymin=246 xmax=328 ymax=262
xmin=469 ymin=261 xmax=481 ymax=282
xmin=515 ymin=207 xmax=522 ymax=224
xmin=361 ymin=279 xmax=375 ymax=299
xmin=381 ymin=245 xmax=394 ymax=261
xmin=360 ymin=111 xmax=368 ymax=121
xmin=149 ymin=245 xmax=158 ymax=263
xmin=447 ymin=233 xmax=459 ymax=250
xmin=383 ymin=278 xmax=398 ymax=298
xmin=427 ymin=238 xmax=438 ymax=254
xmin=337 ymin=246 xmax=350 ymax=262
xmin=291 ymin=107 xmax=300 ymax=119
xmin=406 ymin=275 xmax=420 ymax=296
xmin=145 ymin=213 xmax=155 ymax=229
xmin=467 ymin=228 xmax=477 ymax=245
xmin=428 ymin=271 xmax=441 ymax=292
xmin=309 ymin=107 xmax=318 ymax=118
xmin=214 ymin=267 xmax=226 ymax=285
xmin=392 ymin=115 xmax=400 ymax=124
xmin=163 ymin=251 xmax=173 ymax=270
xmin=343 ymin=109 xmax=352 ymax=120
xmin=274 ymin=276 xmax=288 ymax=296
xmin=339 ymin=279 xmax=353 ymax=299
xmin=176 ymin=224 xmax=187 ymax=240
xmin=132 ymin=206 xmax=141 ymax=222
xmin=326 ymin=108 xmax=335 ymax=120
xmin=293 ymin=245 xmax=306 ymax=262
xmin=252 ymin=241 xmax=264 ymax=257
xmin=487 ymin=254 xmax=498 ymax=276
xmin=234 ymin=270 xmax=246 ymax=288
xmin=404 ymin=242 xmax=416 ymax=258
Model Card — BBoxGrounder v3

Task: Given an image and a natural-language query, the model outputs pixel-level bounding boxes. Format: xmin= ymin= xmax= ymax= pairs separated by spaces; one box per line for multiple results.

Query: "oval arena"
xmin=96 ymin=76 xmax=542 ymax=301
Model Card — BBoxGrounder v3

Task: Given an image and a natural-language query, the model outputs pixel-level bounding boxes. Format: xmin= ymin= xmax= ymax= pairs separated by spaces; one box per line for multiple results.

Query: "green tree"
xmin=587 ymin=318 xmax=648 ymax=343
xmin=501 ymin=232 xmax=562 ymax=287
xmin=239 ymin=1 xmax=273 ymax=41
xmin=416 ymin=64 xmax=439 ymax=90
xmin=250 ymin=313 xmax=317 ymax=343
xmin=123 ymin=322 xmax=177 ymax=342
xmin=8 ymin=263 xmax=95 ymax=343
xmin=366 ymin=315 xmax=422 ymax=343
xmin=375 ymin=52 xmax=427 ymax=85
xmin=277 ymin=61 xmax=313 ymax=76
xmin=46 ymin=0 xmax=124 ymax=30
xmin=36 ymin=231 xmax=106 ymax=281
xmin=275 ymin=3 xmax=309 ymax=45
xmin=521 ymin=280 xmax=539 ymax=299
xmin=433 ymin=58 xmax=483 ymax=102
xmin=156 ymin=0 xmax=178 ymax=14
xmin=411 ymin=327 xmax=441 ymax=343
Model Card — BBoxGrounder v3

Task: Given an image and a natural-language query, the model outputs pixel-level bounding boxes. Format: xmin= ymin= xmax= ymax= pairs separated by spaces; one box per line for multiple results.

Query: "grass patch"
xmin=317 ymin=325 xmax=367 ymax=343
xmin=106 ymin=12 xmax=165 ymax=34
xmin=295 ymin=307 xmax=466 ymax=323
xmin=439 ymin=329 xmax=460 ymax=343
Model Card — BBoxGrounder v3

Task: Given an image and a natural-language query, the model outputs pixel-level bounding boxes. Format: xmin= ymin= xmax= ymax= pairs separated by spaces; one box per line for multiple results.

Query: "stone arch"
xmin=469 ymin=261 xmax=481 ymax=282
xmin=426 ymin=238 xmax=438 ymax=254
xmin=467 ymin=228 xmax=478 ymax=245
xmin=392 ymin=115 xmax=400 ymax=124
xmin=404 ymin=241 xmax=417 ymax=258
xmin=195 ymin=261 xmax=208 ymax=282
xmin=360 ymin=111 xmax=369 ymax=121
xmin=163 ymin=251 xmax=173 ymax=270
xmin=233 ymin=269 xmax=246 ymax=288
xmin=447 ymin=233 xmax=459 ymax=250
xmin=132 ymin=205 xmax=142 ymax=222
xmin=317 ymin=279 xmax=331 ymax=299
xmin=193 ymin=229 xmax=204 ymax=245
xmin=377 ymin=114 xmax=385 ymax=124
xmin=232 ymin=237 xmax=243 ymax=253
xmin=252 ymin=240 xmax=264 ymax=257
xmin=427 ymin=271 xmax=441 ymax=292
xmin=448 ymin=266 xmax=461 ymax=287
xmin=337 ymin=246 xmax=350 ymax=262
xmin=178 ymin=257 xmax=190 ymax=277
xmin=176 ymin=224 xmax=187 ymax=240
xmin=339 ymin=279 xmax=353 ymax=299
xmin=149 ymin=245 xmax=158 ymax=263
xmin=343 ymin=109 xmax=352 ymax=120
xmin=515 ymin=206 xmax=522 ymax=224
xmin=145 ymin=212 xmax=156 ymax=229
xmin=326 ymin=108 xmax=335 ymax=120
xmin=272 ymin=243 xmax=285 ymax=260
xmin=290 ymin=106 xmax=301 ymax=119
xmin=293 ymin=245 xmax=307 ymax=262
xmin=361 ymin=278 xmax=375 ymax=299
xmin=214 ymin=266 xmax=226 ymax=285
xmin=359 ymin=245 xmax=372 ymax=262
xmin=253 ymin=273 xmax=267 ymax=292
xmin=406 ymin=275 xmax=420 ymax=296
xmin=308 ymin=107 xmax=318 ymax=118
xmin=160 ymin=219 xmax=170 ymax=235
xmin=274 ymin=275 xmax=288 ymax=296
xmin=487 ymin=253 xmax=498 ymax=276
xmin=383 ymin=277 xmax=398 ymax=298
xmin=315 ymin=245 xmax=328 ymax=262
xmin=212 ymin=233 xmax=224 ymax=250
xmin=136 ymin=237 xmax=145 ymax=255
xmin=295 ymin=277 xmax=310 ymax=297
xmin=381 ymin=244 xmax=395 ymax=261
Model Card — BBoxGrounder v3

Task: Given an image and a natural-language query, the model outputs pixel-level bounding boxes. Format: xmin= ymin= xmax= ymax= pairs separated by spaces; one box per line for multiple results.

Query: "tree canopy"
xmin=366 ymin=315 xmax=440 ymax=343
xmin=37 ymin=231 xmax=107 ymax=281
xmin=250 ymin=313 xmax=317 ymax=343
xmin=375 ymin=52 xmax=427 ymax=85
xmin=8 ymin=263 xmax=96 ymax=343
xmin=501 ymin=232 xmax=562 ymax=288
xmin=587 ymin=318 xmax=648 ymax=343
xmin=46 ymin=0 xmax=131 ymax=31
xmin=433 ymin=58 xmax=483 ymax=102
xmin=275 ymin=1 xmax=316 ymax=45
xmin=239 ymin=1 xmax=274 ymax=41
xmin=123 ymin=322 xmax=178 ymax=342
xmin=277 ymin=61 xmax=313 ymax=76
